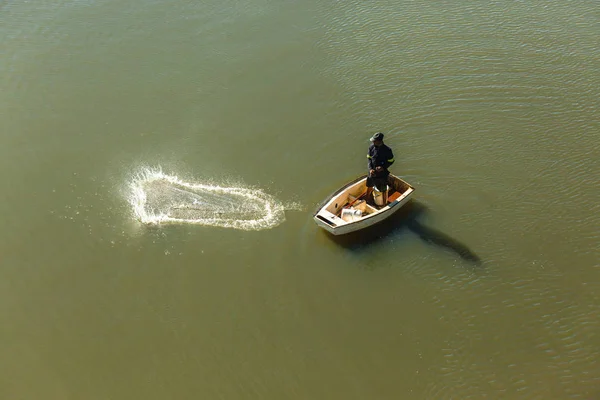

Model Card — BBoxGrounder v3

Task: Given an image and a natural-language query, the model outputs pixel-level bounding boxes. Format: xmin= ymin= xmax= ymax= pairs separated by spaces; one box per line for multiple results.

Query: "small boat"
xmin=313 ymin=174 xmax=415 ymax=235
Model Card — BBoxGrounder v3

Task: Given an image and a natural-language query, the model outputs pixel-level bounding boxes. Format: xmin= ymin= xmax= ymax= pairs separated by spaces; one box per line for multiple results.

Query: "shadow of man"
xmin=325 ymin=200 xmax=482 ymax=265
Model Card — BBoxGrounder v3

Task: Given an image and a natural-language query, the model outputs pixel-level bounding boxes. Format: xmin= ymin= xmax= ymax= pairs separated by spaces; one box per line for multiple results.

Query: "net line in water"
xmin=128 ymin=167 xmax=289 ymax=230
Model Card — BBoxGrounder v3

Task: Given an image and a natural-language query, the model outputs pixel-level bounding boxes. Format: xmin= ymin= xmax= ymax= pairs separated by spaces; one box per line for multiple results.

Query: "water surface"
xmin=0 ymin=0 xmax=598 ymax=398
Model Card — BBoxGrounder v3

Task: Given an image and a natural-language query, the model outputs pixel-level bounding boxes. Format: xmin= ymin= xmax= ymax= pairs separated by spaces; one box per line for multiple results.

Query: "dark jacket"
xmin=367 ymin=143 xmax=395 ymax=171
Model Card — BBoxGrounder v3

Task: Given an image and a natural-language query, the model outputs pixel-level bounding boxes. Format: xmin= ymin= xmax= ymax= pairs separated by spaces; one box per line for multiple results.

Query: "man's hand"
xmin=369 ymin=169 xmax=376 ymax=176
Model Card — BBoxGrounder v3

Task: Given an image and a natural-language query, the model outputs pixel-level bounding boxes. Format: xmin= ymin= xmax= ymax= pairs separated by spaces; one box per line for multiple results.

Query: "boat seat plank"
xmin=364 ymin=204 xmax=378 ymax=214
xmin=387 ymin=191 xmax=402 ymax=203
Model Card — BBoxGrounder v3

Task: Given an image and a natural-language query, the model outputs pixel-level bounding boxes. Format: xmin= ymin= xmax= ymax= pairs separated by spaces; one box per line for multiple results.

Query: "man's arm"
xmin=367 ymin=146 xmax=375 ymax=171
xmin=383 ymin=147 xmax=395 ymax=169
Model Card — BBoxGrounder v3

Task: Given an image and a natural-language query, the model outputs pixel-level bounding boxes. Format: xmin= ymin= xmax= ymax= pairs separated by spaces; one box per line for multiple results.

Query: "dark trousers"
xmin=366 ymin=171 xmax=390 ymax=192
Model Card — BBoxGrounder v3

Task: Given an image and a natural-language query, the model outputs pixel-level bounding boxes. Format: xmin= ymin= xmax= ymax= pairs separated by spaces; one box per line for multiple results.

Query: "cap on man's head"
xmin=370 ymin=132 xmax=384 ymax=142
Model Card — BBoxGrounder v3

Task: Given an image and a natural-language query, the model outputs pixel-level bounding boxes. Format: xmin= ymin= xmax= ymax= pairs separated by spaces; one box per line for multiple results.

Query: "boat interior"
xmin=324 ymin=176 xmax=412 ymax=222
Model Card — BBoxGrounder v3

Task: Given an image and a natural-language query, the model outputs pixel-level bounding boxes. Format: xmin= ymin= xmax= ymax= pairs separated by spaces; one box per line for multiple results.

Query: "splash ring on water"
xmin=128 ymin=167 xmax=288 ymax=231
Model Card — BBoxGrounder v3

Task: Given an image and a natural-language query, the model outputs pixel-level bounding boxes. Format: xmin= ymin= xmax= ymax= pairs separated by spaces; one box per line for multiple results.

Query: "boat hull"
xmin=313 ymin=174 xmax=414 ymax=235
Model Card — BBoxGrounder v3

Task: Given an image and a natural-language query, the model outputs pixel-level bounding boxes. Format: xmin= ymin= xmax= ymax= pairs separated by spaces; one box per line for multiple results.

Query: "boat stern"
xmin=313 ymin=210 xmax=341 ymax=235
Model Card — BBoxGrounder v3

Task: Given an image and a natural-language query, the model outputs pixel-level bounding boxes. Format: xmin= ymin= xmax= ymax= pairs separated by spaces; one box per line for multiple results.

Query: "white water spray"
xmin=128 ymin=167 xmax=293 ymax=231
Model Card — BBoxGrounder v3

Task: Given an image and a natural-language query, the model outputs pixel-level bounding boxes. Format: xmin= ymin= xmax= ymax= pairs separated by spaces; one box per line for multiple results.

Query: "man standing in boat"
xmin=366 ymin=132 xmax=395 ymax=204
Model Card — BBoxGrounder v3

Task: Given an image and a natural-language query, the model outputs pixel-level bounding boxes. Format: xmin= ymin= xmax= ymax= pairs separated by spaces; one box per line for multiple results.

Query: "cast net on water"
xmin=128 ymin=167 xmax=289 ymax=230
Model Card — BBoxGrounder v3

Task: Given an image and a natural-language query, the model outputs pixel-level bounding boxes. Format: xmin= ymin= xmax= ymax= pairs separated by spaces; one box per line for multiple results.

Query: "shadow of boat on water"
xmin=325 ymin=200 xmax=482 ymax=265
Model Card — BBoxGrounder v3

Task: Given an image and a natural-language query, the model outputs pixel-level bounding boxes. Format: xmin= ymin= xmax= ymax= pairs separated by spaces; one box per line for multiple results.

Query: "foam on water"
xmin=128 ymin=167 xmax=291 ymax=230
